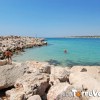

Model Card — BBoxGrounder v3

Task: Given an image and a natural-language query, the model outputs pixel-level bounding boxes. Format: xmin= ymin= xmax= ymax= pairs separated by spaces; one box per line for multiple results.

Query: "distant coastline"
xmin=45 ymin=36 xmax=100 ymax=38
xmin=65 ymin=36 xmax=100 ymax=38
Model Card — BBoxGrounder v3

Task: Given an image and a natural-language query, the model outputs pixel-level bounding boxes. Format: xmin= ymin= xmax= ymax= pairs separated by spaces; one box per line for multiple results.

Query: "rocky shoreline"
xmin=0 ymin=36 xmax=47 ymax=65
xmin=0 ymin=61 xmax=100 ymax=100
xmin=0 ymin=36 xmax=100 ymax=100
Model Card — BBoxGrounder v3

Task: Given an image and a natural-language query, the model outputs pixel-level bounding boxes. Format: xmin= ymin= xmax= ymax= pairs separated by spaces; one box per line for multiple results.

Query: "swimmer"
xmin=64 ymin=49 xmax=67 ymax=53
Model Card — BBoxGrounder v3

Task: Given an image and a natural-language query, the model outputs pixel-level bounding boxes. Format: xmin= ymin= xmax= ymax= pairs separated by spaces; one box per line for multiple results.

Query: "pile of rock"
xmin=0 ymin=36 xmax=47 ymax=65
xmin=0 ymin=36 xmax=47 ymax=52
xmin=0 ymin=61 xmax=100 ymax=100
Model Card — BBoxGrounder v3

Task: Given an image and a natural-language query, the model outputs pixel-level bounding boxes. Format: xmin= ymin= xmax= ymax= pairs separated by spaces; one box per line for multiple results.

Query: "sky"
xmin=0 ymin=0 xmax=100 ymax=37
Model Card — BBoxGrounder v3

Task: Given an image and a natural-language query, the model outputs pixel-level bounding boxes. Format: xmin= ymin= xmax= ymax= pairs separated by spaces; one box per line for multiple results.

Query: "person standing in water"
xmin=4 ymin=49 xmax=13 ymax=64
xmin=64 ymin=49 xmax=67 ymax=53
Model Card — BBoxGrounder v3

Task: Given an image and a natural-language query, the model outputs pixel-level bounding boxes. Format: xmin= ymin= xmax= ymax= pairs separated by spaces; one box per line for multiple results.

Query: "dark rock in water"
xmin=80 ymin=68 xmax=87 ymax=72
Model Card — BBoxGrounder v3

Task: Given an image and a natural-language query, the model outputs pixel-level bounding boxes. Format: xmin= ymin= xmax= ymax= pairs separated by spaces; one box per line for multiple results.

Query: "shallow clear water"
xmin=13 ymin=38 xmax=100 ymax=66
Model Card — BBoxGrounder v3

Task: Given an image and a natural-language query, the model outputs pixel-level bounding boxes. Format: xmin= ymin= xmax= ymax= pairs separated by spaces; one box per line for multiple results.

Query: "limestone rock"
xmin=50 ymin=66 xmax=70 ymax=82
xmin=39 ymin=65 xmax=51 ymax=74
xmin=69 ymin=71 xmax=100 ymax=89
xmin=28 ymin=95 xmax=42 ymax=100
xmin=70 ymin=66 xmax=100 ymax=80
xmin=25 ymin=61 xmax=51 ymax=74
xmin=0 ymin=60 xmax=7 ymax=66
xmin=14 ymin=73 xmax=50 ymax=99
xmin=69 ymin=66 xmax=100 ymax=100
xmin=47 ymin=83 xmax=81 ymax=100
xmin=9 ymin=90 xmax=24 ymax=100
xmin=0 ymin=62 xmax=26 ymax=90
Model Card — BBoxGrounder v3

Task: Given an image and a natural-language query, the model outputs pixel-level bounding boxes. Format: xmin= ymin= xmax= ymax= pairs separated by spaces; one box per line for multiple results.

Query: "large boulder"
xmin=69 ymin=66 xmax=100 ymax=100
xmin=7 ymin=72 xmax=50 ymax=99
xmin=50 ymin=66 xmax=70 ymax=84
xmin=6 ymin=88 xmax=25 ymax=100
xmin=25 ymin=61 xmax=51 ymax=74
xmin=0 ymin=62 xmax=26 ymax=90
xmin=0 ymin=60 xmax=7 ymax=66
xmin=69 ymin=72 xmax=100 ymax=91
xmin=9 ymin=91 xmax=24 ymax=100
xmin=47 ymin=82 xmax=84 ymax=100
xmin=70 ymin=66 xmax=100 ymax=89
xmin=70 ymin=66 xmax=100 ymax=81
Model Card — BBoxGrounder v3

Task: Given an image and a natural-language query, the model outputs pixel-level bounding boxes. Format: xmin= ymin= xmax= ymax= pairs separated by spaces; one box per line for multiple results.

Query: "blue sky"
xmin=0 ymin=0 xmax=100 ymax=37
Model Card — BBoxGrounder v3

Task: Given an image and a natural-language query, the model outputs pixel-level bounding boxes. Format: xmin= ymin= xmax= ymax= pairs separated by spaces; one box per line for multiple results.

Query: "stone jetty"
xmin=0 ymin=36 xmax=47 ymax=65
xmin=0 ymin=36 xmax=47 ymax=52
xmin=0 ymin=61 xmax=100 ymax=100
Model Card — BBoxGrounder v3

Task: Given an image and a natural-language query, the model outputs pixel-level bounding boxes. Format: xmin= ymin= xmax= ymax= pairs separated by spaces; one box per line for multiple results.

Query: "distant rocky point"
xmin=65 ymin=36 xmax=100 ymax=38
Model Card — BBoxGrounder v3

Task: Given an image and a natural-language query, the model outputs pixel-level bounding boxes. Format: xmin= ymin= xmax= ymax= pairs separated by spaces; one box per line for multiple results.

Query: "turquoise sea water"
xmin=13 ymin=38 xmax=100 ymax=66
